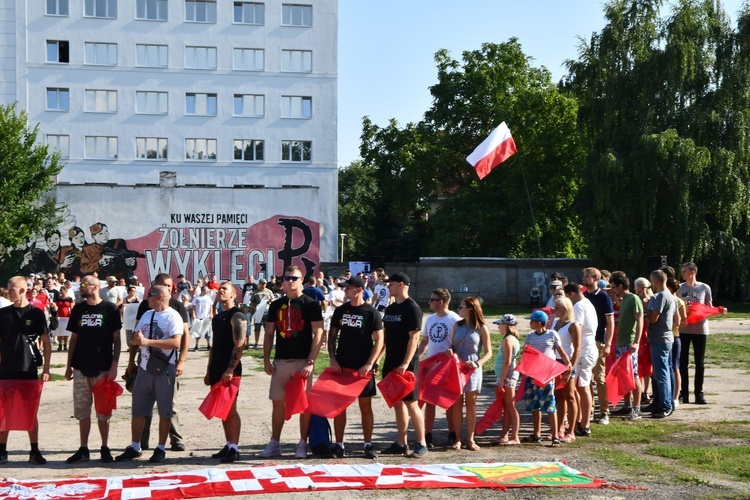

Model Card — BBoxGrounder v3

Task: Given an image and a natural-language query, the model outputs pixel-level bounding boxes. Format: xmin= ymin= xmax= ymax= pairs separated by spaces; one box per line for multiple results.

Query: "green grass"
xmin=589 ymin=448 xmax=670 ymax=478
xmin=243 ymin=347 xmax=333 ymax=376
xmin=647 ymin=445 xmax=750 ymax=482
xmin=715 ymin=301 xmax=750 ymax=319
xmin=704 ymin=335 xmax=750 ymax=368
xmin=48 ymin=373 xmax=66 ymax=381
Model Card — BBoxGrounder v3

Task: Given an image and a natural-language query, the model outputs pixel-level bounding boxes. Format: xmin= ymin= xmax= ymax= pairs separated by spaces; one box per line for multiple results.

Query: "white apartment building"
xmin=0 ymin=0 xmax=338 ymax=284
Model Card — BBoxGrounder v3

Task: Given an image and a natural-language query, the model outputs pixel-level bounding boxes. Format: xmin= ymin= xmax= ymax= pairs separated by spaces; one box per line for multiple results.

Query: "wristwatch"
xmin=306 ymin=359 xmax=315 ymax=366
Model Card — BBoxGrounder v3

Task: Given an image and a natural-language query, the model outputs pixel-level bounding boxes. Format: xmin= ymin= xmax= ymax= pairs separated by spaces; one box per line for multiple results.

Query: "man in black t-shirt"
xmin=380 ymin=272 xmax=428 ymax=458
xmin=205 ymin=281 xmax=246 ymax=464
xmin=0 ymin=276 xmax=51 ymax=465
xmin=261 ymin=265 xmax=323 ymax=459
xmin=128 ymin=273 xmax=190 ymax=451
xmin=64 ymin=275 xmax=122 ymax=464
xmin=327 ymin=277 xmax=383 ymax=459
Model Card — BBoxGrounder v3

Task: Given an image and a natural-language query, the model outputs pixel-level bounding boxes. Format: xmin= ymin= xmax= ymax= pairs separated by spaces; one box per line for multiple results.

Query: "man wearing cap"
xmin=261 ymin=265 xmax=324 ymax=459
xmin=326 ymin=276 xmax=384 ymax=459
xmin=380 ymin=272 xmax=428 ymax=458
xmin=116 ymin=285 xmax=183 ymax=463
xmin=102 ymin=276 xmax=124 ymax=308
xmin=545 ymin=280 xmax=564 ymax=308
xmin=0 ymin=276 xmax=51 ymax=465
xmin=64 ymin=275 xmax=122 ymax=464
xmin=417 ymin=288 xmax=461 ymax=448
xmin=249 ymin=279 xmax=274 ymax=349
xmin=582 ymin=267 xmax=614 ymax=425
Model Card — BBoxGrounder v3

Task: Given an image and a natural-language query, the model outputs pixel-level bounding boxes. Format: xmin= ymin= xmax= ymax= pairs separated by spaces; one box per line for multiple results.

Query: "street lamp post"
xmin=339 ymin=233 xmax=347 ymax=263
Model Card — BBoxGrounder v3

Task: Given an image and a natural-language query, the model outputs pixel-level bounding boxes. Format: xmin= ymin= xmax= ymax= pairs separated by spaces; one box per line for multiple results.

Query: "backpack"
xmin=308 ymin=414 xmax=331 ymax=456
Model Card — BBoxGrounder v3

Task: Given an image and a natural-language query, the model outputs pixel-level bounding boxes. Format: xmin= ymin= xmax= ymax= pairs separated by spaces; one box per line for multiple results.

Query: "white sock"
xmin=228 ymin=444 xmax=238 ymax=451
xmin=337 ymin=442 xmax=344 ymax=448
xmin=157 ymin=444 xmax=166 ymax=451
xmin=130 ymin=442 xmax=141 ymax=452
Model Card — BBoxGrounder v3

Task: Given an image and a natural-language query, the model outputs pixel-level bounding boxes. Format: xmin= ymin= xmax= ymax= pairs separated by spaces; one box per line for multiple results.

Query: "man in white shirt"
xmin=191 ymin=286 xmax=213 ymax=351
xmin=417 ymin=288 xmax=461 ymax=448
xmin=373 ymin=275 xmax=390 ymax=317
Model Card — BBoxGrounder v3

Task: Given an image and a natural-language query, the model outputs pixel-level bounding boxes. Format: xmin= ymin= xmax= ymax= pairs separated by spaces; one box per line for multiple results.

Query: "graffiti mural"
xmin=4 ymin=186 xmax=322 ymax=284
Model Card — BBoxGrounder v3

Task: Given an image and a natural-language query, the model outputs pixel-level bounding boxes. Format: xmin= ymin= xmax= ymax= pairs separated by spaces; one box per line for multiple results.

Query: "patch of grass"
xmin=647 ymin=445 xmax=750 ymax=482
xmin=48 ymin=373 xmax=66 ymax=382
xmin=675 ymin=473 xmax=711 ymax=486
xmin=705 ymin=335 xmax=750 ymax=368
xmin=589 ymin=448 xmax=670 ymax=477
xmin=715 ymin=301 xmax=750 ymax=319
xmin=580 ymin=420 xmax=673 ymax=444
xmin=243 ymin=346 xmax=333 ymax=376
xmin=50 ymin=363 xmax=65 ymax=369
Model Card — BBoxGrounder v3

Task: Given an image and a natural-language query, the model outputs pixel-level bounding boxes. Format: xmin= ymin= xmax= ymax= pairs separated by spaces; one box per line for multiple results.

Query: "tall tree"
xmin=0 ymin=104 xmax=65 ymax=261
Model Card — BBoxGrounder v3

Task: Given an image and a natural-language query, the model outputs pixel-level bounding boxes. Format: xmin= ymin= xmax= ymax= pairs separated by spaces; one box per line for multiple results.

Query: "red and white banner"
xmin=466 ymin=122 xmax=518 ymax=180
xmin=0 ymin=462 xmax=607 ymax=499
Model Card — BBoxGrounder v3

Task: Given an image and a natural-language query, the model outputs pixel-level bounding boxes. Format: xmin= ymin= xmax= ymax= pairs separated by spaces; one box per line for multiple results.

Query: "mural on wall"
xmin=5 ymin=186 xmax=322 ymax=285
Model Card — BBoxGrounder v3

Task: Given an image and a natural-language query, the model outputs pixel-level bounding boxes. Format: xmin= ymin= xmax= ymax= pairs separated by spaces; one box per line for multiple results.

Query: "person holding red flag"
xmin=0 ymin=276 xmax=51 ymax=464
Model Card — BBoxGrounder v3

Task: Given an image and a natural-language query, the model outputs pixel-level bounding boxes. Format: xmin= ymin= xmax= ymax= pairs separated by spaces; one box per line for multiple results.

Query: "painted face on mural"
xmin=45 ymin=233 xmax=61 ymax=252
xmin=93 ymin=227 xmax=109 ymax=245
xmin=71 ymin=231 xmax=85 ymax=248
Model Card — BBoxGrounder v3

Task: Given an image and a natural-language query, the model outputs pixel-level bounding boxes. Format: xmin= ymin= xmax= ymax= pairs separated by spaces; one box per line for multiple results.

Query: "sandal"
xmin=561 ymin=433 xmax=576 ymax=443
xmin=551 ymin=438 xmax=561 ymax=447
xmin=467 ymin=441 xmax=481 ymax=451
xmin=521 ymin=434 xmax=541 ymax=444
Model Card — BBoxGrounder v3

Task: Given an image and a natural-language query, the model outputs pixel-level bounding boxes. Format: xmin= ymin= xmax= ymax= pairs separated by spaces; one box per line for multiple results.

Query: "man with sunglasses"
xmin=64 ymin=276 xmax=122 ymax=464
xmin=417 ymin=288 xmax=460 ymax=448
xmin=261 ymin=266 xmax=324 ymax=459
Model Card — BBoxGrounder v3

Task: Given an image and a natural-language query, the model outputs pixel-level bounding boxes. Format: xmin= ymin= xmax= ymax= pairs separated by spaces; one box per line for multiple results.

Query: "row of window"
xmin=47 ymin=1 xmax=313 ymax=27
xmin=45 ymin=88 xmax=312 ymax=118
xmin=46 ymin=41 xmax=313 ymax=72
xmin=47 ymin=135 xmax=313 ymax=162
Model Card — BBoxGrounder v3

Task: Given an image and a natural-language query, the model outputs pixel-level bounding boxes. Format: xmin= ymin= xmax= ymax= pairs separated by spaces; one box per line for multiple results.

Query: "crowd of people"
xmin=0 ymin=262 xmax=721 ymax=465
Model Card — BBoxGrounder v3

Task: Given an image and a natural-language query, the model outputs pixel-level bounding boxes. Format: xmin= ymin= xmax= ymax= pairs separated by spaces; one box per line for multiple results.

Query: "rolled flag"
xmin=466 ymin=122 xmax=518 ymax=180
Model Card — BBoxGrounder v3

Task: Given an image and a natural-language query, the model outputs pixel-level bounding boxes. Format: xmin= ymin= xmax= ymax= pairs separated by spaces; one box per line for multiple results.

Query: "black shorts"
xmin=381 ymin=361 xmax=419 ymax=402
xmin=208 ymin=363 xmax=242 ymax=386
xmin=0 ymin=371 xmax=38 ymax=380
xmin=338 ymin=361 xmax=377 ymax=398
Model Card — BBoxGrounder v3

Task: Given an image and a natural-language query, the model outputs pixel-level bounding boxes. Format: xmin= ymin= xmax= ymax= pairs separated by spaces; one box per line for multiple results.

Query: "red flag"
xmin=686 ymin=303 xmax=724 ymax=324
xmin=198 ymin=377 xmax=241 ymax=421
xmin=475 ymin=385 xmax=504 ymax=435
xmin=466 ymin=122 xmax=517 ymax=180
xmin=605 ymin=353 xmax=637 ymax=408
xmin=307 ymin=368 xmax=372 ymax=418
xmin=0 ymin=379 xmax=43 ymax=431
xmin=377 ymin=371 xmax=416 ymax=408
xmin=418 ymin=353 xmax=462 ymax=409
xmin=284 ymin=373 xmax=309 ymax=420
xmin=91 ymin=378 xmax=124 ymax=417
xmin=515 ymin=345 xmax=568 ymax=386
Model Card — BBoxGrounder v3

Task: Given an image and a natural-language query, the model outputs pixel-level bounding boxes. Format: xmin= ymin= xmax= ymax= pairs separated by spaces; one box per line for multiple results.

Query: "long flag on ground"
xmin=466 ymin=122 xmax=517 ymax=180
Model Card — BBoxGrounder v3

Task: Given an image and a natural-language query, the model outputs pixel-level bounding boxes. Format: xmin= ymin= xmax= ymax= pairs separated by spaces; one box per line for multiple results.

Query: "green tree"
xmin=337 ymin=160 xmax=379 ymax=260
xmin=0 ymin=103 xmax=65 ymax=259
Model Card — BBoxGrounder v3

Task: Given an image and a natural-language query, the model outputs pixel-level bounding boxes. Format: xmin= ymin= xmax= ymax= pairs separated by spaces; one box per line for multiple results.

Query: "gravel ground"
xmin=2 ymin=317 xmax=749 ymax=499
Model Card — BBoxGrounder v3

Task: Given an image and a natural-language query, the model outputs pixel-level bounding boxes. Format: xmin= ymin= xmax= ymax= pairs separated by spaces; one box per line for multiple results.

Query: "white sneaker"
xmin=258 ymin=439 xmax=281 ymax=458
xmin=673 ymin=399 xmax=680 ymax=408
xmin=294 ymin=439 xmax=308 ymax=459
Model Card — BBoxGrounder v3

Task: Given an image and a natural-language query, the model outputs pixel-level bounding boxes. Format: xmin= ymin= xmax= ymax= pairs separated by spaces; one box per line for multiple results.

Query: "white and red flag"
xmin=466 ymin=122 xmax=517 ymax=180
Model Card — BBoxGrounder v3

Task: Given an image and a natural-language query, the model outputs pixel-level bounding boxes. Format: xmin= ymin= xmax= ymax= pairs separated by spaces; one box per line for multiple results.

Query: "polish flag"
xmin=466 ymin=122 xmax=517 ymax=180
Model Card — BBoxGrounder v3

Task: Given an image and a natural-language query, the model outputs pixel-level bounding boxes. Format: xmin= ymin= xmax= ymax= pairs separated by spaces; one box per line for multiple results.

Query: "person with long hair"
xmin=493 ymin=314 xmax=520 ymax=445
xmin=448 ymin=297 xmax=492 ymax=451
xmin=551 ymin=297 xmax=581 ymax=442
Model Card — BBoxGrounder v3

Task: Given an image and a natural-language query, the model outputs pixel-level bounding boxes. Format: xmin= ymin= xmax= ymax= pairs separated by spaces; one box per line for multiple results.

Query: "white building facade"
xmin=0 ymin=0 xmax=337 ymax=284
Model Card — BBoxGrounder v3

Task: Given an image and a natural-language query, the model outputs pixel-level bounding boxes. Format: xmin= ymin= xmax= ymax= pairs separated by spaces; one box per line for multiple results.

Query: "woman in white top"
xmin=551 ymin=297 xmax=581 ymax=443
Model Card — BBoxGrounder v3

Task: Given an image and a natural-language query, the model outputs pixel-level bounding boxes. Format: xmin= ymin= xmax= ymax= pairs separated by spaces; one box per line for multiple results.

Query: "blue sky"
xmin=337 ymin=0 xmax=745 ymax=167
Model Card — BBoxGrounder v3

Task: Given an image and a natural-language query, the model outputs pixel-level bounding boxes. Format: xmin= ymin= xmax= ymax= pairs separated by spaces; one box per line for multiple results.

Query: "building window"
xmin=136 ymin=91 xmax=168 ymax=114
xmin=233 ymin=2 xmax=264 ymax=24
xmin=46 ymin=0 xmax=69 ymax=16
xmin=233 ymin=139 xmax=264 ymax=161
xmin=233 ymin=94 xmax=264 ymax=117
xmin=281 ymin=50 xmax=312 ymax=73
xmin=282 ymin=4 xmax=312 ymax=27
xmin=85 ymin=90 xmax=117 ymax=113
xmin=186 ymin=93 xmax=217 ymax=116
xmin=281 ymin=140 xmax=311 ymax=162
xmin=136 ymin=137 xmax=168 ymax=159
xmin=46 ymin=88 xmax=69 ymax=111
xmin=85 ymin=0 xmax=117 ymax=18
xmin=136 ymin=44 xmax=168 ymax=67
xmin=185 ymin=138 xmax=217 ymax=160
xmin=85 ymin=136 xmax=118 ymax=159
xmin=47 ymin=134 xmax=70 ymax=158
xmin=185 ymin=46 xmax=217 ymax=69
xmin=46 ymin=40 xmax=69 ymax=63
xmin=233 ymin=48 xmax=264 ymax=71
xmin=84 ymin=42 xmax=117 ymax=66
xmin=281 ymin=96 xmax=311 ymax=119
xmin=137 ymin=0 xmax=167 ymax=20
xmin=185 ymin=0 xmax=216 ymax=23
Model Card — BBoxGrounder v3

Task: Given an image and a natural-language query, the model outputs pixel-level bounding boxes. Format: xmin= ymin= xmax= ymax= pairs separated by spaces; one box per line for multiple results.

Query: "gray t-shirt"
xmin=647 ymin=290 xmax=675 ymax=344
xmin=678 ymin=281 xmax=712 ymax=335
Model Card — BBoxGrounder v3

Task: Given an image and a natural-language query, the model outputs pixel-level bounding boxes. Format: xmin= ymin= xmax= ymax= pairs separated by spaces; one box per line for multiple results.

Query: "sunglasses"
xmin=428 ymin=298 xmax=442 ymax=302
xmin=283 ymin=275 xmax=301 ymax=282
xmin=148 ymin=290 xmax=161 ymax=297
xmin=80 ymin=282 xmax=97 ymax=288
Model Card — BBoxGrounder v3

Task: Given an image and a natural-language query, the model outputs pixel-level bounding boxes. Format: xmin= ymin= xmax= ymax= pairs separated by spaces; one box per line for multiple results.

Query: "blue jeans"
xmin=650 ymin=341 xmax=673 ymax=412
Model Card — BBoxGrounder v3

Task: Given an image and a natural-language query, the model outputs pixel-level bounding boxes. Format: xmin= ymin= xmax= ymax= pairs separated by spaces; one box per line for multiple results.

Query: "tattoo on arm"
xmin=112 ymin=329 xmax=121 ymax=363
xmin=227 ymin=312 xmax=247 ymax=372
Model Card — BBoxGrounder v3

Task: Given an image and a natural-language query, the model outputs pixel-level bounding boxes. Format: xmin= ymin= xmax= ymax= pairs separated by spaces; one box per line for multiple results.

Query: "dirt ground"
xmin=2 ymin=317 xmax=749 ymax=499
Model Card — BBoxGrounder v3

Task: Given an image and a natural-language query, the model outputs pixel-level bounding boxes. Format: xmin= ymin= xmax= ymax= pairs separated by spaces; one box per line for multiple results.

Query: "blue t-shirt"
xmin=302 ymin=286 xmax=326 ymax=304
xmin=584 ymin=288 xmax=614 ymax=343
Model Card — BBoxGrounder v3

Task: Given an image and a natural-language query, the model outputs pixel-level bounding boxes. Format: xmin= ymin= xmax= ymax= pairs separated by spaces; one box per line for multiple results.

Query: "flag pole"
xmin=520 ymin=165 xmax=549 ymax=289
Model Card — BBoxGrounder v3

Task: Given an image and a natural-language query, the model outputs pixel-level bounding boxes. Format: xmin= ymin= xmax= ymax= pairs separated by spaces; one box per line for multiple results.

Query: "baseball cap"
xmin=525 ymin=310 xmax=548 ymax=324
xmin=342 ymin=277 xmax=365 ymax=288
xmin=550 ymin=280 xmax=563 ymax=287
xmin=493 ymin=314 xmax=517 ymax=326
xmin=598 ymin=279 xmax=611 ymax=290
xmin=259 ymin=278 xmax=267 ymax=284
xmin=386 ymin=272 xmax=411 ymax=286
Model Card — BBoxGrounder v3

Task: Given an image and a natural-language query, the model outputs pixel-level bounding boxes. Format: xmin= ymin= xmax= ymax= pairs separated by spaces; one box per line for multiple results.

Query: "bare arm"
xmin=568 ymin=322 xmax=581 ymax=368
xmin=475 ymin=325 xmax=492 ymax=368
xmin=328 ymin=325 xmax=341 ymax=373
xmin=220 ymin=311 xmax=247 ymax=383
xmin=176 ymin=322 xmax=189 ymax=376
xmin=604 ymin=313 xmax=615 ymax=355
xmin=360 ymin=329 xmax=384 ymax=377
xmin=65 ymin=332 xmax=78 ymax=380
xmin=396 ymin=329 xmax=421 ymax=374
xmin=108 ymin=328 xmax=120 ymax=380
xmin=40 ymin=332 xmax=51 ymax=382
xmin=417 ymin=335 xmax=429 ymax=357
xmin=300 ymin=320 xmax=324 ymax=378
xmin=263 ymin=321 xmax=276 ymax=375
